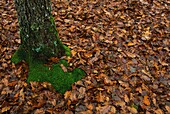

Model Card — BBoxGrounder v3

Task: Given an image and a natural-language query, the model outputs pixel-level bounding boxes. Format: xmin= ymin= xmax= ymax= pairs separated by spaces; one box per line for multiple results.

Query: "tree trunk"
xmin=12 ymin=0 xmax=85 ymax=94
xmin=14 ymin=0 xmax=66 ymax=62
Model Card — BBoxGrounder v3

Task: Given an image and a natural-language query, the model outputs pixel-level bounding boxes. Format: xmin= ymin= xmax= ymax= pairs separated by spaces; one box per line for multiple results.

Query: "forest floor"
xmin=0 ymin=0 xmax=170 ymax=114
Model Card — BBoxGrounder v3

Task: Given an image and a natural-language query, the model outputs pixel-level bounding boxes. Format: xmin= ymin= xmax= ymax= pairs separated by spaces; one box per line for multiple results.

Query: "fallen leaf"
xmin=125 ymin=51 xmax=136 ymax=58
xmin=96 ymin=91 xmax=105 ymax=102
xmin=1 ymin=106 xmax=11 ymax=113
xmin=154 ymin=109 xmax=163 ymax=114
xmin=60 ymin=64 xmax=67 ymax=72
xmin=110 ymin=106 xmax=116 ymax=113
xmin=71 ymin=50 xmax=77 ymax=57
xmin=64 ymin=91 xmax=71 ymax=99
xmin=124 ymin=94 xmax=129 ymax=103
xmin=127 ymin=107 xmax=138 ymax=114
xmin=84 ymin=52 xmax=93 ymax=58
xmin=127 ymin=42 xmax=136 ymax=46
xmin=165 ymin=105 xmax=170 ymax=112
xmin=143 ymin=96 xmax=150 ymax=106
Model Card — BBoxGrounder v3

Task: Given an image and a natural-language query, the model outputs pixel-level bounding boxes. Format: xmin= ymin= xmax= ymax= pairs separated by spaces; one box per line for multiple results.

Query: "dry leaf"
xmin=71 ymin=50 xmax=77 ymax=57
xmin=96 ymin=91 xmax=105 ymax=102
xmin=125 ymin=51 xmax=136 ymax=58
xmin=143 ymin=96 xmax=150 ymax=106
xmin=127 ymin=42 xmax=136 ymax=46
xmin=34 ymin=109 xmax=45 ymax=114
xmin=84 ymin=52 xmax=93 ymax=58
xmin=165 ymin=105 xmax=170 ymax=112
xmin=1 ymin=106 xmax=11 ymax=113
xmin=154 ymin=109 xmax=163 ymax=114
xmin=110 ymin=106 xmax=116 ymax=113
xmin=115 ymin=101 xmax=125 ymax=107
xmin=64 ymin=91 xmax=71 ymax=99
xmin=79 ymin=87 xmax=86 ymax=95
xmin=127 ymin=107 xmax=138 ymax=114
xmin=60 ymin=64 xmax=67 ymax=72
xmin=64 ymin=110 xmax=73 ymax=114
xmin=124 ymin=94 xmax=129 ymax=103
xmin=86 ymin=103 xmax=93 ymax=110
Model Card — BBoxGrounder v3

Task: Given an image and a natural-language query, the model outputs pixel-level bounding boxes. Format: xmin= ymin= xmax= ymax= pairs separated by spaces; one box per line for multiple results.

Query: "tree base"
xmin=11 ymin=46 xmax=85 ymax=94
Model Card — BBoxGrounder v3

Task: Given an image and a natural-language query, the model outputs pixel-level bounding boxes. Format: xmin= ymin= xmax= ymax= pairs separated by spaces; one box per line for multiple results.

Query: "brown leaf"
xmin=125 ymin=51 xmax=136 ymax=58
xmin=110 ymin=106 xmax=116 ymax=113
xmin=34 ymin=109 xmax=45 ymax=114
xmin=165 ymin=105 xmax=170 ymax=112
xmin=96 ymin=105 xmax=110 ymax=114
xmin=115 ymin=101 xmax=125 ymax=107
xmin=96 ymin=91 xmax=105 ymax=102
xmin=64 ymin=110 xmax=73 ymax=114
xmin=86 ymin=103 xmax=93 ymax=110
xmin=78 ymin=87 xmax=86 ymax=95
xmin=154 ymin=109 xmax=163 ymax=114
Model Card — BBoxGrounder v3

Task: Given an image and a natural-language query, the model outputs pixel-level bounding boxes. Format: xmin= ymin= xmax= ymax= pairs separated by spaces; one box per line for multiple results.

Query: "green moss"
xmin=11 ymin=45 xmax=27 ymax=64
xmin=27 ymin=59 xmax=85 ymax=94
xmin=11 ymin=45 xmax=85 ymax=94
xmin=63 ymin=45 xmax=71 ymax=56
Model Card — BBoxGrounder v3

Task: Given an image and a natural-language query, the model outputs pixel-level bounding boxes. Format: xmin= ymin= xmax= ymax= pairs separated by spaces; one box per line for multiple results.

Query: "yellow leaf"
xmin=71 ymin=50 xmax=77 ymax=57
xmin=2 ymin=106 xmax=11 ymax=113
xmin=143 ymin=96 xmax=150 ymax=106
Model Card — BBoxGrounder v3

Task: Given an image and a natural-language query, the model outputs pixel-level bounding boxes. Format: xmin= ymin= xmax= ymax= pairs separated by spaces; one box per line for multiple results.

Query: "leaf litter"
xmin=0 ymin=0 xmax=170 ymax=113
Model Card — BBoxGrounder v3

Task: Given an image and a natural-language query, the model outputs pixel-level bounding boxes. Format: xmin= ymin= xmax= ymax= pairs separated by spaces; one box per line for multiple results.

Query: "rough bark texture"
xmin=14 ymin=0 xmax=65 ymax=61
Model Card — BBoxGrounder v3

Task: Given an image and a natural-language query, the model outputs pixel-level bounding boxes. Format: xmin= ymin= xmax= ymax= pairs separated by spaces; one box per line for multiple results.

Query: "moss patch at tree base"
xmin=28 ymin=59 xmax=85 ymax=94
xmin=11 ymin=45 xmax=85 ymax=94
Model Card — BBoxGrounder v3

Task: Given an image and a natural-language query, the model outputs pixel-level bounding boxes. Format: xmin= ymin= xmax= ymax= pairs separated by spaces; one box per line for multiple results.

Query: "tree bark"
xmin=14 ymin=0 xmax=65 ymax=61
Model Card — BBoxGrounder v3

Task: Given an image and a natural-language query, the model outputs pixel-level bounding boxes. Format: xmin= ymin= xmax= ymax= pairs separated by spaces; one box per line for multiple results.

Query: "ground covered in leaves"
xmin=0 ymin=0 xmax=170 ymax=113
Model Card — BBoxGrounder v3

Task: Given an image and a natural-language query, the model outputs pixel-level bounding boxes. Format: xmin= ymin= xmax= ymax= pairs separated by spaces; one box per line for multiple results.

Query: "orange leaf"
xmin=84 ymin=52 xmax=93 ymax=58
xmin=64 ymin=91 xmax=71 ymax=99
xmin=127 ymin=42 xmax=136 ymax=46
xmin=143 ymin=96 xmax=150 ymax=106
